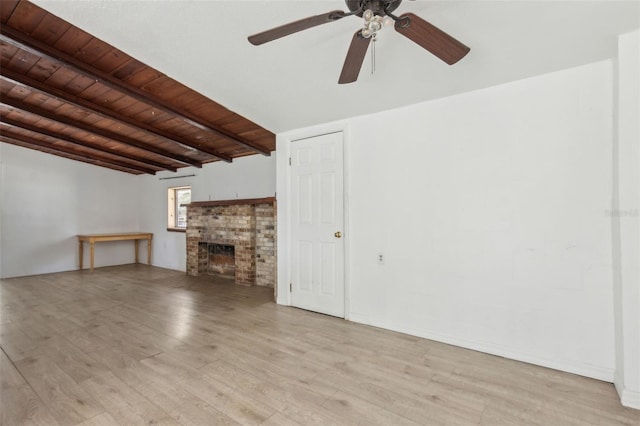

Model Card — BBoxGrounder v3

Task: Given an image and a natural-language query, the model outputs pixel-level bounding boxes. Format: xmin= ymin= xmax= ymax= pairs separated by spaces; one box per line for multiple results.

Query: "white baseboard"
xmin=348 ymin=315 xmax=616 ymax=383
xmin=346 ymin=312 xmax=370 ymax=325
xmin=615 ymin=377 xmax=640 ymax=409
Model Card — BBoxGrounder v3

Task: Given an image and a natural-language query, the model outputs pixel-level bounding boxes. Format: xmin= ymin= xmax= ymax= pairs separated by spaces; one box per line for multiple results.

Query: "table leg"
xmin=135 ymin=240 xmax=139 ymax=263
xmin=90 ymin=242 xmax=95 ymax=272
xmin=79 ymin=241 xmax=83 ymax=270
xmin=147 ymin=237 xmax=152 ymax=265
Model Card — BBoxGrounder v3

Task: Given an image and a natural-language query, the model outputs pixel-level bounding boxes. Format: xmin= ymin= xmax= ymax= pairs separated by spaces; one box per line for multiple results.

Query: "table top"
xmin=77 ymin=232 xmax=153 ymax=241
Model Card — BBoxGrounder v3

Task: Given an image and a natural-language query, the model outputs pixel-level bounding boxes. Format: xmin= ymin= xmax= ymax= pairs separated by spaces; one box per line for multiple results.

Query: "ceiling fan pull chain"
xmin=371 ymin=32 xmax=377 ymax=75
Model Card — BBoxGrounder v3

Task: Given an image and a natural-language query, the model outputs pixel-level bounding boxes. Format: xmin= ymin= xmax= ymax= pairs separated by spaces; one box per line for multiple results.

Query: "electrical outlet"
xmin=377 ymin=252 xmax=384 ymax=265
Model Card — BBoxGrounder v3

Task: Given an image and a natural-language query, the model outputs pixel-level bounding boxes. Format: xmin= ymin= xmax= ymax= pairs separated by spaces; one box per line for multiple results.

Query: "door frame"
xmin=276 ymin=121 xmax=351 ymax=319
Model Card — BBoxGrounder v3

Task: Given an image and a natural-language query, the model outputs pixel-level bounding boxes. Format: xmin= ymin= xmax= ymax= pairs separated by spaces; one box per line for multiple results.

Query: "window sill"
xmin=167 ymin=228 xmax=186 ymax=233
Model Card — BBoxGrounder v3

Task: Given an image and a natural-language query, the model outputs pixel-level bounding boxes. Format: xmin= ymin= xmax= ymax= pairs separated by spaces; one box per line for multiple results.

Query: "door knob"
xmin=334 ymin=231 xmax=342 ymax=238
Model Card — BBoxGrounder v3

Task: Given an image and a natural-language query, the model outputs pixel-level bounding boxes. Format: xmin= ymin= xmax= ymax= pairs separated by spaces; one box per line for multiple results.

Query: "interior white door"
xmin=290 ymin=132 xmax=344 ymax=317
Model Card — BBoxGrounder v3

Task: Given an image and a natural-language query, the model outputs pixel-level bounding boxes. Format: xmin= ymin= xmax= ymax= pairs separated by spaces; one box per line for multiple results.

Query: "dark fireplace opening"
xmin=208 ymin=244 xmax=235 ymax=278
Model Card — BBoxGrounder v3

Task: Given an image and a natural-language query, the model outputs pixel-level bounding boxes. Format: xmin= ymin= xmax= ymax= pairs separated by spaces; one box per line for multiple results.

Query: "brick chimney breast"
xmin=185 ymin=198 xmax=276 ymax=287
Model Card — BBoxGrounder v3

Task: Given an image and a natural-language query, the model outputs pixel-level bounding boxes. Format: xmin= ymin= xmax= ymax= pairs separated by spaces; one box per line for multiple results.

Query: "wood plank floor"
xmin=1 ymin=265 xmax=638 ymax=426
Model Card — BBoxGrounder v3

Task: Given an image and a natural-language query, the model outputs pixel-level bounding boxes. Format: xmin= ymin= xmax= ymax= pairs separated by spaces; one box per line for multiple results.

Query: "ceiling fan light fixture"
xmin=368 ymin=19 xmax=382 ymax=32
xmin=362 ymin=8 xmax=385 ymax=38
xmin=363 ymin=9 xmax=375 ymax=22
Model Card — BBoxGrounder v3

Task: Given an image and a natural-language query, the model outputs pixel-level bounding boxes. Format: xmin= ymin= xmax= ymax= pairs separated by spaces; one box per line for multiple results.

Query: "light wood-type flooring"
xmin=1 ymin=265 xmax=638 ymax=425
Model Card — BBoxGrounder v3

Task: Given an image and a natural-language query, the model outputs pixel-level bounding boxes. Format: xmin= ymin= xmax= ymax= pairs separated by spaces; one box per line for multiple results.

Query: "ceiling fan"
xmin=248 ymin=0 xmax=470 ymax=84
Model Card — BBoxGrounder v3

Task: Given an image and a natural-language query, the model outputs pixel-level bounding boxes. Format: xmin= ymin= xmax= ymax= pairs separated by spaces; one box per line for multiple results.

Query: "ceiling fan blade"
xmin=248 ymin=10 xmax=347 ymax=45
xmin=394 ymin=13 xmax=470 ymax=65
xmin=338 ymin=30 xmax=371 ymax=84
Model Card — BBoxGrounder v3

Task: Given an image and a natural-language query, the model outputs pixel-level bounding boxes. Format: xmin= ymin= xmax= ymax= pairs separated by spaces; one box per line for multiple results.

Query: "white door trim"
xmin=276 ymin=121 xmax=351 ymax=320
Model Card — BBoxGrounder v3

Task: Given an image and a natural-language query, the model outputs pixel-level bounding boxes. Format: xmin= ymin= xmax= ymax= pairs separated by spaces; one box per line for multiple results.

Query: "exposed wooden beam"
xmin=0 ymin=97 xmax=203 ymax=168
xmin=0 ymin=70 xmax=233 ymax=163
xmin=0 ymin=1 xmax=20 ymax=22
xmin=0 ymin=117 xmax=176 ymax=172
xmin=0 ymin=27 xmax=272 ymax=156
xmin=0 ymin=135 xmax=152 ymax=175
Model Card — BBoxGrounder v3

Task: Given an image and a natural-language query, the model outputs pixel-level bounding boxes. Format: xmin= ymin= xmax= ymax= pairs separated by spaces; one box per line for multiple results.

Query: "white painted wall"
xmin=0 ymin=144 xmax=140 ymax=278
xmin=613 ymin=29 xmax=640 ymax=409
xmin=279 ymin=59 xmax=617 ymax=382
xmin=135 ymin=154 xmax=276 ymax=272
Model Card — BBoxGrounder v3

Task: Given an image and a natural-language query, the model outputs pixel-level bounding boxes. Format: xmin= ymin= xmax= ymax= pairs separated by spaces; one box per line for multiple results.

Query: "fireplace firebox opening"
xmin=208 ymin=243 xmax=235 ymax=278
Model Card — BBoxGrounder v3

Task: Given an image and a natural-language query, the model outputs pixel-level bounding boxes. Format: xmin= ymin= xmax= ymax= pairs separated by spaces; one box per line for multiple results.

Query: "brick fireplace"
xmin=185 ymin=197 xmax=276 ymax=287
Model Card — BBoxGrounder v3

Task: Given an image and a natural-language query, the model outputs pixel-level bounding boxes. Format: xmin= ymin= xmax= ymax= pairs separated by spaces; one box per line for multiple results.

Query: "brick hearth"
xmin=185 ymin=197 xmax=276 ymax=287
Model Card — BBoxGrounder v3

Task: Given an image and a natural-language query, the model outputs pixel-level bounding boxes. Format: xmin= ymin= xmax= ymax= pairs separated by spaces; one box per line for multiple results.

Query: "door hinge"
xmin=289 ymin=282 xmax=292 ymax=292
xmin=289 ymin=157 xmax=291 ymax=166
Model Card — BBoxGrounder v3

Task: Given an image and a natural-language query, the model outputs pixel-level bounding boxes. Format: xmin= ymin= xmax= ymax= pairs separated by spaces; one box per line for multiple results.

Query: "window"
xmin=167 ymin=186 xmax=191 ymax=231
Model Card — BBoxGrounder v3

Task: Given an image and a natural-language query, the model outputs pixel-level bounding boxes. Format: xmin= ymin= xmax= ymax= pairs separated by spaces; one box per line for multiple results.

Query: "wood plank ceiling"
xmin=0 ymin=0 xmax=275 ymax=175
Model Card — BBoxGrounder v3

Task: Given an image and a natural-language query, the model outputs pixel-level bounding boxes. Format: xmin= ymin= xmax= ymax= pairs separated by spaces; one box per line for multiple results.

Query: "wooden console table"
xmin=77 ymin=232 xmax=153 ymax=272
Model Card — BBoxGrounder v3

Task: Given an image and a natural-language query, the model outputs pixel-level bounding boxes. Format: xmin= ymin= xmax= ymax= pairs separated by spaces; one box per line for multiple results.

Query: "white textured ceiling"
xmin=33 ymin=0 xmax=640 ymax=134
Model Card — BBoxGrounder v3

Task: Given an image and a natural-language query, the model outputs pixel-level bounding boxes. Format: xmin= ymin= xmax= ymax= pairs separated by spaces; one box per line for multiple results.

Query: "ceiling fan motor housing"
xmin=346 ymin=0 xmax=402 ymax=17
